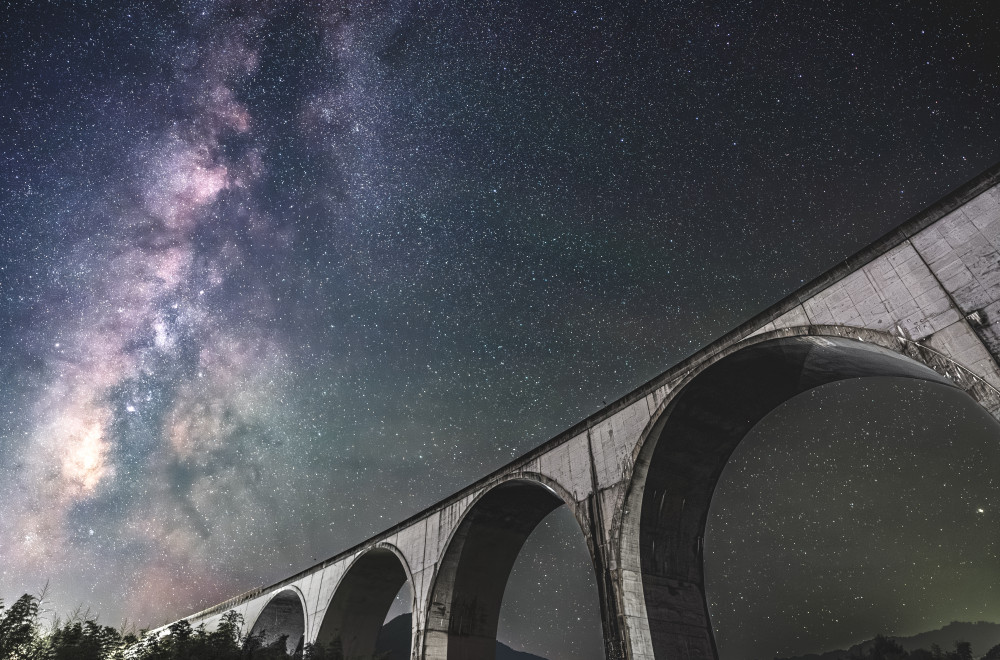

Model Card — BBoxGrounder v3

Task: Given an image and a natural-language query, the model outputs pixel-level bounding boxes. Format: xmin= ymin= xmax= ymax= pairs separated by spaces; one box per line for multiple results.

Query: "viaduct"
xmin=157 ymin=162 xmax=1000 ymax=659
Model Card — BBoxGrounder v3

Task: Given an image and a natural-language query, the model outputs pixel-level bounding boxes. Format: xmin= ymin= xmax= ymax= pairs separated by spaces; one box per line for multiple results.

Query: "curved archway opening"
xmin=498 ymin=504 xmax=605 ymax=660
xmin=375 ymin=580 xmax=413 ymax=659
xmin=248 ymin=589 xmax=305 ymax=655
xmin=424 ymin=478 xmax=605 ymax=660
xmin=632 ymin=334 xmax=965 ymax=659
xmin=705 ymin=376 xmax=1000 ymax=659
xmin=315 ymin=547 xmax=412 ymax=658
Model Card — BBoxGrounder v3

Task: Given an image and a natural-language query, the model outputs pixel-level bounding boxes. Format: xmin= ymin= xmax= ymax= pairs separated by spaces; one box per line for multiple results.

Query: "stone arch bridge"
xmin=159 ymin=163 xmax=1000 ymax=659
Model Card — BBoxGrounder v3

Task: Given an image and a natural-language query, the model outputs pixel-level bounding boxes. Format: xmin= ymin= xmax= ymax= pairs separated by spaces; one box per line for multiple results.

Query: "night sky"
xmin=1 ymin=1 xmax=999 ymax=658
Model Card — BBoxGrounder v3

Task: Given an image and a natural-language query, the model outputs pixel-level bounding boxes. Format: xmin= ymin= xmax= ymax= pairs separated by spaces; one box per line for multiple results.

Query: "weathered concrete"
xmin=156 ymin=161 xmax=1000 ymax=659
xmin=247 ymin=588 xmax=306 ymax=655
xmin=425 ymin=479 xmax=564 ymax=658
xmin=315 ymin=547 xmax=410 ymax=657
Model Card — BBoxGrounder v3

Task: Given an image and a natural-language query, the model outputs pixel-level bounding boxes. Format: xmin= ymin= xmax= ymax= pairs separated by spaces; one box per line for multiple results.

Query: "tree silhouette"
xmin=0 ymin=594 xmax=41 ymax=658
xmin=868 ymin=634 xmax=907 ymax=660
xmin=0 ymin=591 xmax=310 ymax=660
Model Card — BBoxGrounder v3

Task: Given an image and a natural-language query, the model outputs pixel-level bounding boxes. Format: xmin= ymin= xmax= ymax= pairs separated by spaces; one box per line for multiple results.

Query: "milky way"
xmin=1 ymin=1 xmax=304 ymax=622
xmin=1 ymin=1 xmax=1000 ymax=657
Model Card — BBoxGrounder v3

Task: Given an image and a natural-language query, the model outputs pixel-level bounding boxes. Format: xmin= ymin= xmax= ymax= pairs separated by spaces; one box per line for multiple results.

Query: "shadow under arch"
xmin=618 ymin=327 xmax=997 ymax=660
xmin=315 ymin=544 xmax=414 ymax=658
xmin=247 ymin=587 xmax=306 ymax=656
xmin=423 ymin=474 xmax=601 ymax=660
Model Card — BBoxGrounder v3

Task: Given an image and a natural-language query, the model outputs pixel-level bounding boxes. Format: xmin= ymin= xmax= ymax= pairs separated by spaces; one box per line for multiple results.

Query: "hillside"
xmin=776 ymin=621 xmax=1000 ymax=660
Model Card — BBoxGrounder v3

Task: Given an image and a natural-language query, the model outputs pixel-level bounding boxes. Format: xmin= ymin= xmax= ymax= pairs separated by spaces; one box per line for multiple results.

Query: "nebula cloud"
xmin=0 ymin=0 xmax=305 ymax=622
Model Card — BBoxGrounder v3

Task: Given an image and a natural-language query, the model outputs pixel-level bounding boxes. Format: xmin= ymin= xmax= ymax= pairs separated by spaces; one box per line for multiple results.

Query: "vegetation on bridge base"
xmin=0 ymin=593 xmax=351 ymax=660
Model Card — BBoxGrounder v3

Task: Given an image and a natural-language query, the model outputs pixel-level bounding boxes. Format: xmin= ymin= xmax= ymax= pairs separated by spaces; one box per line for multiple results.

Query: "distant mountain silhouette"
xmin=776 ymin=621 xmax=1000 ymax=660
xmin=376 ymin=613 xmax=548 ymax=660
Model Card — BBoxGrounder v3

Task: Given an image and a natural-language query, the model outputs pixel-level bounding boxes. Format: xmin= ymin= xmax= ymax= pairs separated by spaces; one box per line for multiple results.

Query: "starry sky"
xmin=707 ymin=378 xmax=1000 ymax=659
xmin=1 ymin=1 xmax=999 ymax=658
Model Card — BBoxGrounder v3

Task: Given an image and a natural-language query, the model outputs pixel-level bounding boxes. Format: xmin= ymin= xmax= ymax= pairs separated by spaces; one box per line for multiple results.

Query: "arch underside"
xmin=248 ymin=589 xmax=306 ymax=655
xmin=638 ymin=335 xmax=957 ymax=659
xmin=425 ymin=479 xmax=567 ymax=660
xmin=316 ymin=547 xmax=409 ymax=658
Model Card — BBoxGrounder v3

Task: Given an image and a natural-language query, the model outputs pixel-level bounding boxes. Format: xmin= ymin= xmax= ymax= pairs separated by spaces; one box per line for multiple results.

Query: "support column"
xmin=584 ymin=491 xmax=629 ymax=660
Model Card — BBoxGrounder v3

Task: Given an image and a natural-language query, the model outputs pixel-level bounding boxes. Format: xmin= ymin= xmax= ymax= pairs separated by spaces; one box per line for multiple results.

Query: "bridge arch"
xmin=315 ymin=543 xmax=414 ymax=658
xmin=246 ymin=586 xmax=307 ymax=655
xmin=617 ymin=325 xmax=1000 ymax=659
xmin=423 ymin=472 xmax=599 ymax=660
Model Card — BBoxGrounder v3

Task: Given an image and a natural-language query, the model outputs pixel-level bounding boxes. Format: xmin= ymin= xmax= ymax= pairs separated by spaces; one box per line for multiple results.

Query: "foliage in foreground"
xmin=0 ymin=593 xmax=353 ymax=660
